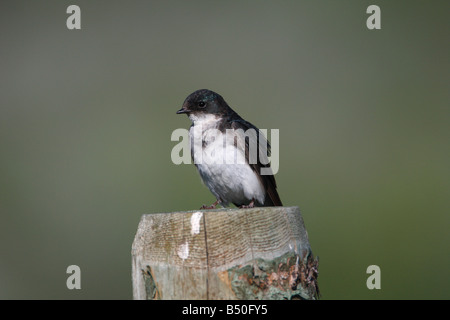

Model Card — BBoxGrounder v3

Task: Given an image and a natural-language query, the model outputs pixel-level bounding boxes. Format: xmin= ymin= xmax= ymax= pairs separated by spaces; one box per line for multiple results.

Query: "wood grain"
xmin=132 ymin=206 xmax=319 ymax=300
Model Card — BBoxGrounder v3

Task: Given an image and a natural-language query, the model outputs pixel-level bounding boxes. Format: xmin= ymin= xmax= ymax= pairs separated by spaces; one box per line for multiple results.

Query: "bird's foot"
xmin=239 ymin=199 xmax=255 ymax=209
xmin=200 ymin=200 xmax=219 ymax=210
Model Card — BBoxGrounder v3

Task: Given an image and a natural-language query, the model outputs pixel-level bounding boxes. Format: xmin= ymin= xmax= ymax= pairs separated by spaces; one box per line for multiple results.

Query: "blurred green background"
xmin=0 ymin=0 xmax=448 ymax=299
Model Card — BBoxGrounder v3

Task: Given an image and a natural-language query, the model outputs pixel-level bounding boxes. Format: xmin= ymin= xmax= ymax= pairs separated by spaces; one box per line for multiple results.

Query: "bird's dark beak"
xmin=176 ymin=102 xmax=191 ymax=114
xmin=177 ymin=100 xmax=192 ymax=114
xmin=176 ymin=107 xmax=189 ymax=114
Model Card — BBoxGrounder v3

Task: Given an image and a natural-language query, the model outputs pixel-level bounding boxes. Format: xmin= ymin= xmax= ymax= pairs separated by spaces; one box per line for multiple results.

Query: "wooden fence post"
xmin=131 ymin=206 xmax=319 ymax=300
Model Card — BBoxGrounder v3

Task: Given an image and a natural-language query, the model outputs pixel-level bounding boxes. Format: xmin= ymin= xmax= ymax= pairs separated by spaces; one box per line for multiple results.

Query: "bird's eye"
xmin=198 ymin=101 xmax=206 ymax=108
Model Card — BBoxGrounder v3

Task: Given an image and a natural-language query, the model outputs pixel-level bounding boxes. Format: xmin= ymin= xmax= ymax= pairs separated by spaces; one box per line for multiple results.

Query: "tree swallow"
xmin=176 ymin=89 xmax=283 ymax=209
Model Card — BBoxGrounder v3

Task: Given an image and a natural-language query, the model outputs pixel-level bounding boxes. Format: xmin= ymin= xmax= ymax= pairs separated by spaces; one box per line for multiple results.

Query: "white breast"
xmin=189 ymin=115 xmax=265 ymax=206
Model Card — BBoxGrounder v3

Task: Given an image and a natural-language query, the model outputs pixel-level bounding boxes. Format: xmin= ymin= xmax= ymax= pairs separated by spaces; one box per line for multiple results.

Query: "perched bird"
xmin=176 ymin=89 xmax=282 ymax=209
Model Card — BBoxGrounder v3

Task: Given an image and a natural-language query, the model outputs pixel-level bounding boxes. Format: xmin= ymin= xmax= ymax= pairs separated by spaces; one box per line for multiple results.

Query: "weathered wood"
xmin=131 ymin=206 xmax=319 ymax=300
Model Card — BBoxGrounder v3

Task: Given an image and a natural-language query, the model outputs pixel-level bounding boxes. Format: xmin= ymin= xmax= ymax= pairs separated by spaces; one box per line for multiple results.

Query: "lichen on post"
xmin=131 ymin=206 xmax=319 ymax=300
